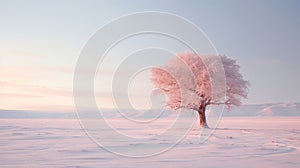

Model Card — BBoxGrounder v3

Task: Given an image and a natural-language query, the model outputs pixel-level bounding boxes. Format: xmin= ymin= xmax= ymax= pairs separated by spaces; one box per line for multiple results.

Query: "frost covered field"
xmin=0 ymin=117 xmax=299 ymax=168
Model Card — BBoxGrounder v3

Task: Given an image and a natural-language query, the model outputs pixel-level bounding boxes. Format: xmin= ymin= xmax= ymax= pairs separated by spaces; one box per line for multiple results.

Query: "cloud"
xmin=0 ymin=64 xmax=153 ymax=111
xmin=0 ymin=49 xmax=45 ymax=59
xmin=0 ymin=81 xmax=72 ymax=97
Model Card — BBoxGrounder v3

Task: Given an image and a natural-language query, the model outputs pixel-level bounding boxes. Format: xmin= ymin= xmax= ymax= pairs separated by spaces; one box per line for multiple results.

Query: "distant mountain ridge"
xmin=223 ymin=102 xmax=300 ymax=117
xmin=0 ymin=109 xmax=75 ymax=119
xmin=0 ymin=103 xmax=299 ymax=118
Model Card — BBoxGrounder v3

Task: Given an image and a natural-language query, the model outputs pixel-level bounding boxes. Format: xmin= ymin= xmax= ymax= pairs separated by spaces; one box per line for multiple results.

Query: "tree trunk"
xmin=198 ymin=105 xmax=208 ymax=128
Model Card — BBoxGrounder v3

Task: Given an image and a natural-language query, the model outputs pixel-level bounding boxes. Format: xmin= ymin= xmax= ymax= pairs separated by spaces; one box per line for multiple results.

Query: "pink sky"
xmin=1 ymin=1 xmax=300 ymax=112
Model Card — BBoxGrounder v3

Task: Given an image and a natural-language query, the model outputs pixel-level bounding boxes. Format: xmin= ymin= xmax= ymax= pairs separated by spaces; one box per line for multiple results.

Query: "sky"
xmin=0 ymin=0 xmax=300 ymax=111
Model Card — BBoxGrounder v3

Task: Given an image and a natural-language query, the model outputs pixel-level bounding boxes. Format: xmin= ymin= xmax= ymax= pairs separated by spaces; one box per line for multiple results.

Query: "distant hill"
xmin=0 ymin=109 xmax=75 ymax=119
xmin=223 ymin=102 xmax=300 ymax=117
xmin=0 ymin=103 xmax=299 ymax=118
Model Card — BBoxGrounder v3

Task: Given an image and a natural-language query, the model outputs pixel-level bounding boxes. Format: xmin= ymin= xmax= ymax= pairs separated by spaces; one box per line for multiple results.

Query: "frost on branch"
xmin=151 ymin=52 xmax=249 ymax=112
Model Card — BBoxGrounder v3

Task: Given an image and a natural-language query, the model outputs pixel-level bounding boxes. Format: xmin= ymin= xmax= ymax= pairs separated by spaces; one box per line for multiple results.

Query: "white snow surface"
xmin=0 ymin=117 xmax=299 ymax=168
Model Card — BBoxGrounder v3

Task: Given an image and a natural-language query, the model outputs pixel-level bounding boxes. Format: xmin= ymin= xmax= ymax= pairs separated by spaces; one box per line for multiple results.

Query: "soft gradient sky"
xmin=1 ymin=0 xmax=299 ymax=111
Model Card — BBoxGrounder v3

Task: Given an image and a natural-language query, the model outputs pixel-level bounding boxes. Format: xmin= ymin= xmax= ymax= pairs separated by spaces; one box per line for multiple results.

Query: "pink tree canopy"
xmin=151 ymin=52 xmax=249 ymax=112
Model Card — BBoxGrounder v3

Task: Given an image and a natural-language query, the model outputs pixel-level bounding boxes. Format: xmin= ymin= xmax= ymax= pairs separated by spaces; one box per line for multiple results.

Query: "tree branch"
xmin=209 ymin=100 xmax=231 ymax=106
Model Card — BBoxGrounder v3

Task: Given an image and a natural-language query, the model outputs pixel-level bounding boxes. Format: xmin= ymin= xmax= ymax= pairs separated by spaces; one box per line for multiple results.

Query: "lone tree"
xmin=151 ymin=52 xmax=249 ymax=128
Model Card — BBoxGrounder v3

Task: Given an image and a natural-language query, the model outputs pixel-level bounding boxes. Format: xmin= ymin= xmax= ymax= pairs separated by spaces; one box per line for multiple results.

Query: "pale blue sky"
xmin=1 ymin=0 xmax=299 ymax=110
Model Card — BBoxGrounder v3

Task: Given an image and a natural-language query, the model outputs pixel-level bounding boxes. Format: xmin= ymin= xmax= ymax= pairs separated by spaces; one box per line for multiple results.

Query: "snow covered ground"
xmin=0 ymin=117 xmax=299 ymax=168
